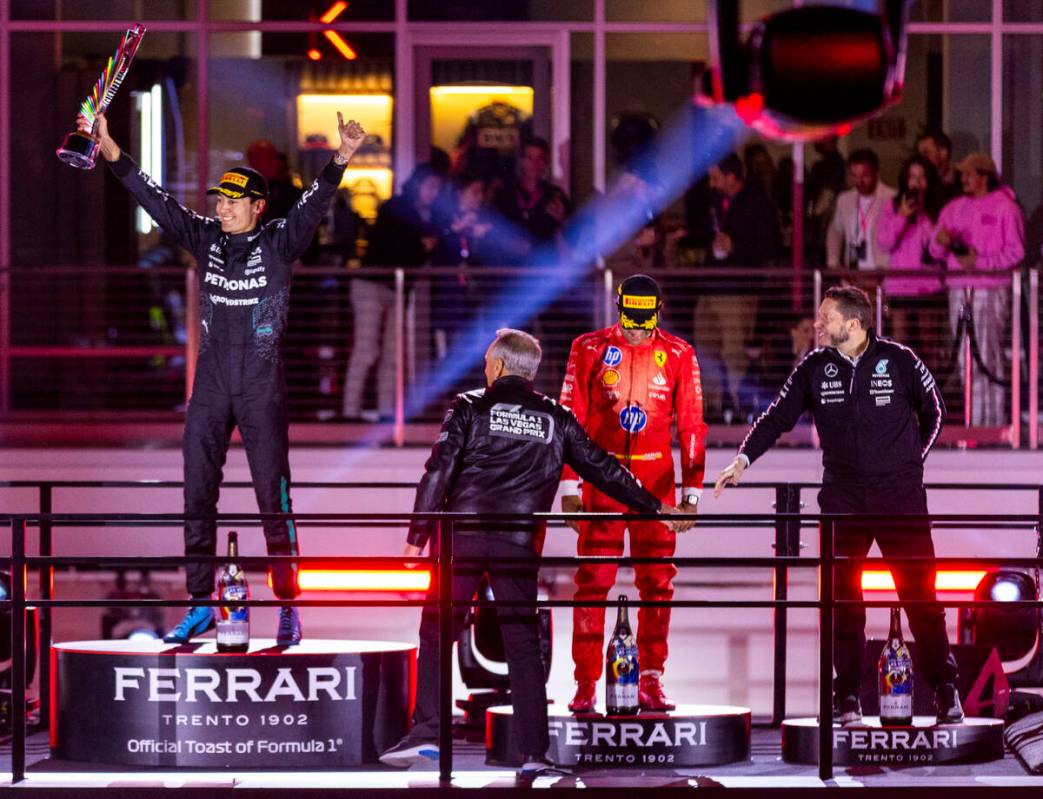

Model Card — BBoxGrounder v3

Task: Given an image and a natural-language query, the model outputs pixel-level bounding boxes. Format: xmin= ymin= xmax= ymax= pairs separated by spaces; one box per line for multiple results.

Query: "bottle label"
xmin=606 ymin=633 xmax=639 ymax=711
xmin=220 ymin=584 xmax=249 ymax=623
xmin=879 ymin=638 xmax=913 ymax=722
xmin=879 ymin=694 xmax=913 ymax=717
xmin=216 ymin=621 xmax=250 ymax=645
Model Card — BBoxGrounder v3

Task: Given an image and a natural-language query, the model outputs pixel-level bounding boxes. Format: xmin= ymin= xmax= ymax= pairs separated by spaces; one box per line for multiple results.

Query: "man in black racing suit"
xmin=79 ymin=110 xmax=365 ymax=646
xmin=378 ymin=328 xmax=689 ymax=783
xmin=714 ymin=285 xmax=963 ymax=726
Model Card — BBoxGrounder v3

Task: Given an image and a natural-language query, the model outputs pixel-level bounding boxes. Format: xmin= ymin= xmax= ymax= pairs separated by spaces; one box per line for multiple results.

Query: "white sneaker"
xmin=379 ymin=739 xmax=439 ymax=768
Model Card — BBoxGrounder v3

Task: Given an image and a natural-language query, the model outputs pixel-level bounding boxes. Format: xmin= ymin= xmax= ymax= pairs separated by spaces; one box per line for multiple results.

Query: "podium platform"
xmin=486 ymin=704 xmax=751 ymax=767
xmin=50 ymin=639 xmax=415 ymax=768
xmin=781 ymin=716 xmax=1005 ymax=766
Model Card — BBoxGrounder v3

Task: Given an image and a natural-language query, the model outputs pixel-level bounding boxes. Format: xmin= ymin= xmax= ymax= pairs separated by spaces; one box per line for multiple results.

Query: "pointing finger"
xmin=337 ymin=110 xmax=344 ymax=128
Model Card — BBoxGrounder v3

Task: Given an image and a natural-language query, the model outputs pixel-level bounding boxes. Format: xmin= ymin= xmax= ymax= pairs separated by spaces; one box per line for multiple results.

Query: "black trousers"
xmin=182 ymin=375 xmax=300 ymax=599
xmin=821 ymin=479 xmax=959 ymax=699
xmin=409 ymin=532 xmax=548 ymax=760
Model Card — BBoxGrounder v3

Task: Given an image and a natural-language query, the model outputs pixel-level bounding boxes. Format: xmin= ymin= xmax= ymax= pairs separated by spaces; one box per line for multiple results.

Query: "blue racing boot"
xmin=163 ymin=605 xmax=216 ymax=643
xmin=276 ymin=606 xmax=302 ymax=646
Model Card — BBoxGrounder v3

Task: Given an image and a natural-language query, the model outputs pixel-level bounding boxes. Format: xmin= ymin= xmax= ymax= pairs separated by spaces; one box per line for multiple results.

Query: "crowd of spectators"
xmin=333 ymin=123 xmax=1027 ymax=427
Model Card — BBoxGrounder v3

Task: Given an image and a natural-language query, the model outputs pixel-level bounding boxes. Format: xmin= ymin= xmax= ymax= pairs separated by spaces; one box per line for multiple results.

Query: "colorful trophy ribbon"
xmin=78 ymin=23 xmax=147 ymax=127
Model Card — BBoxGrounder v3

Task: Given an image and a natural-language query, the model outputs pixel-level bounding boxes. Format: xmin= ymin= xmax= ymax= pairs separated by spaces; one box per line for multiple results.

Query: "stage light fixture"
xmin=101 ymin=570 xmax=165 ymax=641
xmin=861 ymin=569 xmax=987 ymax=592
xmin=708 ymin=0 xmax=911 ymax=141
xmin=959 ymin=570 xmax=1040 ymax=673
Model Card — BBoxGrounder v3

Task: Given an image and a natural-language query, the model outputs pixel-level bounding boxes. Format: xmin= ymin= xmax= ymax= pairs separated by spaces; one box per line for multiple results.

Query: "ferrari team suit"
xmin=738 ymin=330 xmax=959 ymax=698
xmin=402 ymin=375 xmax=663 ymax=759
xmin=560 ymin=325 xmax=708 ymax=682
xmin=109 ymin=152 xmax=348 ymax=599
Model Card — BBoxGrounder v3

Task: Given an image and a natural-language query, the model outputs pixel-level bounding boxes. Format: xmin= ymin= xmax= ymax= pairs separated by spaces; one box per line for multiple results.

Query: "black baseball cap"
xmin=207 ymin=167 xmax=268 ymax=200
xmin=616 ymin=274 xmax=662 ymax=330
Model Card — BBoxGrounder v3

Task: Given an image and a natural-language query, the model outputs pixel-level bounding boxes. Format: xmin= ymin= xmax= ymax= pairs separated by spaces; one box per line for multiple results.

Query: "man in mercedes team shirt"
xmin=715 ymin=285 xmax=963 ymax=726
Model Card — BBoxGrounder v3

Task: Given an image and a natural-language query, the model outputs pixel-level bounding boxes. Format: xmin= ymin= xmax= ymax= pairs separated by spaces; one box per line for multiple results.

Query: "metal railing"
xmin=2 ymin=478 xmax=1043 ymax=783
xmin=2 ymin=266 xmax=1038 ymax=445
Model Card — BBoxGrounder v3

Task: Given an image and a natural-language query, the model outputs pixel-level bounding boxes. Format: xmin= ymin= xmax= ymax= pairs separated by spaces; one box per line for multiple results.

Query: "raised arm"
xmin=272 ymin=113 xmax=365 ymax=261
xmin=84 ymin=113 xmax=213 ymax=252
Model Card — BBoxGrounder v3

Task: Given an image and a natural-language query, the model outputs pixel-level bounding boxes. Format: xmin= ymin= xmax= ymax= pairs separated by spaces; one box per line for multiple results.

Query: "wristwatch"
xmin=333 ymin=152 xmax=349 ymax=166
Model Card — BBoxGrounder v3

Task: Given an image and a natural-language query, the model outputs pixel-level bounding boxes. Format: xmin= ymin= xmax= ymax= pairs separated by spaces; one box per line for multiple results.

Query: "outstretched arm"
xmin=82 ymin=113 xmax=212 ymax=252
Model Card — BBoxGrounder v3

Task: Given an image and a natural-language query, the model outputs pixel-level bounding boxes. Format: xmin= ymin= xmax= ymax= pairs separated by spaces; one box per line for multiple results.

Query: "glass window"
xmin=605 ymin=32 xmax=708 ymax=171
xmin=802 ymin=33 xmax=991 ymax=269
xmin=12 ymin=31 xmax=198 ymax=266
xmin=570 ymin=33 xmax=594 ymax=203
xmin=11 ymin=0 xmax=196 ymax=20
xmin=10 ymin=31 xmax=195 ymax=411
xmin=1003 ymin=35 xmax=1043 ymax=265
xmin=210 ymin=0 xmax=393 ymax=22
xmin=208 ymin=32 xmax=394 ymax=220
xmin=1005 ymin=0 xmax=1043 ymax=21
xmin=911 ymin=0 xmax=990 ymax=21
xmin=834 ymin=35 xmax=991 ymax=192
xmin=408 ymin=0 xmax=592 ymax=22
xmin=606 ymin=0 xmax=788 ymax=23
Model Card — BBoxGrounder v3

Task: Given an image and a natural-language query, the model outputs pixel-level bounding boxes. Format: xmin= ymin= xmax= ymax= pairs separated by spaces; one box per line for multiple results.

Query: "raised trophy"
xmin=56 ymin=23 xmax=146 ymax=169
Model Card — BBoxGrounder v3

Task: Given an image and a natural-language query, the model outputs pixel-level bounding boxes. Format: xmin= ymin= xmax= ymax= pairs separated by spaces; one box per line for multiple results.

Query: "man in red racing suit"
xmin=560 ymin=274 xmax=707 ymax=712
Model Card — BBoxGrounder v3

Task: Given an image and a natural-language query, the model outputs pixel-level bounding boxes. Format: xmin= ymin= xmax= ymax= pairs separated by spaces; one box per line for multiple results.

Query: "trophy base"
xmin=56 ymin=131 xmax=99 ymax=170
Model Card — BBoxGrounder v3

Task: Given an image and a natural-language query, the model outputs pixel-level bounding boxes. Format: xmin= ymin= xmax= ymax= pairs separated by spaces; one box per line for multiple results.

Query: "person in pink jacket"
xmin=875 ymin=155 xmax=946 ymax=368
xmin=928 ymin=152 xmax=1025 ymax=426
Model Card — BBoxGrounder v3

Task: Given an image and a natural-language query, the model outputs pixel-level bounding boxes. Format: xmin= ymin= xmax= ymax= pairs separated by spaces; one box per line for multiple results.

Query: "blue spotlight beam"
xmin=328 ymin=102 xmax=748 ymax=459
xmin=405 ymin=103 xmax=748 ymax=420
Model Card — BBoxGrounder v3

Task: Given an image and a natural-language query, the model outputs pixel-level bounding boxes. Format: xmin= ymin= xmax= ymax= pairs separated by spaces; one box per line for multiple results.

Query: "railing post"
xmin=438 ymin=517 xmax=454 ymax=784
xmin=38 ymin=485 xmax=53 ymax=732
xmin=185 ymin=269 xmax=199 ymax=404
xmin=393 ymin=268 xmax=406 ymax=448
xmin=964 ymin=289 xmax=973 ymax=429
xmin=11 ymin=516 xmax=26 ymax=785
xmin=602 ymin=268 xmax=614 ymax=329
xmin=818 ymin=517 xmax=834 ymax=783
xmin=1030 ymin=268 xmax=1039 ymax=449
xmin=812 ymin=270 xmax=823 ymax=450
xmin=772 ymin=484 xmax=801 ymax=726
xmin=0 ymin=267 xmax=8 ymax=415
xmin=1012 ymin=271 xmax=1022 ymax=448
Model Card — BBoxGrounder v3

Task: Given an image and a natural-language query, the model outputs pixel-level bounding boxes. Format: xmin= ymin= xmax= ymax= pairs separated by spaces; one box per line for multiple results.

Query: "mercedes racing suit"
xmin=109 ymin=152 xmax=348 ymax=599
xmin=560 ymin=325 xmax=708 ymax=682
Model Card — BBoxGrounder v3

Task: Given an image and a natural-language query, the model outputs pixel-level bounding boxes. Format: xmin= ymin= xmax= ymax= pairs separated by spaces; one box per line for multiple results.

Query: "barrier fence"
xmin=2 ymin=478 xmax=1043 ymax=783
xmin=1 ymin=266 xmax=1039 ymax=445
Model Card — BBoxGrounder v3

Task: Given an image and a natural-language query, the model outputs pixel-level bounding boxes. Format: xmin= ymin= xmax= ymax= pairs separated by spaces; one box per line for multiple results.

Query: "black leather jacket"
xmin=408 ymin=375 xmax=662 ymax=549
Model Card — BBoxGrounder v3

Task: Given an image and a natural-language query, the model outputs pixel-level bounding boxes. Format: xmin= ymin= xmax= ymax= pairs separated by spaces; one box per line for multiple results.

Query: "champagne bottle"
xmin=878 ymin=607 xmax=913 ymax=725
xmin=605 ymin=594 xmax=639 ymax=715
xmin=216 ymin=531 xmax=250 ymax=653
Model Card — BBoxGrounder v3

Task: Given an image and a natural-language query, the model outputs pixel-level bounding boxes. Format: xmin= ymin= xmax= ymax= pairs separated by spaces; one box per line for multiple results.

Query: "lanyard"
xmin=856 ymin=196 xmax=875 ymax=241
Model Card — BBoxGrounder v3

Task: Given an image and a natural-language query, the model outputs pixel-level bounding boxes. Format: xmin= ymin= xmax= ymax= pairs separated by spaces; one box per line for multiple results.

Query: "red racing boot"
xmin=638 ymin=671 xmax=676 ymax=711
xmin=568 ymin=681 xmax=597 ymax=713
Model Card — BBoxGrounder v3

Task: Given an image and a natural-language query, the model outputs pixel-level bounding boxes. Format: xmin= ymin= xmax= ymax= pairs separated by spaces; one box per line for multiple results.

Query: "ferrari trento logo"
xmin=654 ymin=350 xmax=667 ymax=368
